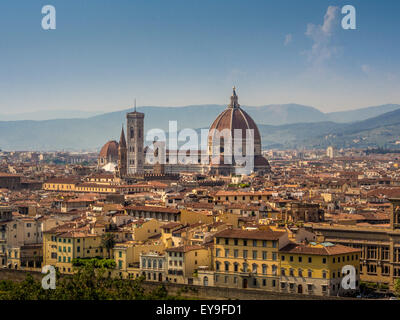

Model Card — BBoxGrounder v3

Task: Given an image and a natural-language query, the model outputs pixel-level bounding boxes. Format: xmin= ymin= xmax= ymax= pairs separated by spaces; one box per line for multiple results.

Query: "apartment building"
xmin=279 ymin=242 xmax=360 ymax=296
xmin=213 ymin=228 xmax=289 ymax=291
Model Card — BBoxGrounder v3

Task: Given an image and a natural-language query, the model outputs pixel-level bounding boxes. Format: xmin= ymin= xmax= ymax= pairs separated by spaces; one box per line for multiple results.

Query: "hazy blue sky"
xmin=0 ymin=0 xmax=399 ymax=114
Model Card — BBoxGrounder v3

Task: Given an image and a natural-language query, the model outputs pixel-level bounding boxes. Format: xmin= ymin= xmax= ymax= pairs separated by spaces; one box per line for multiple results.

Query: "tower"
xmin=117 ymin=126 xmax=127 ymax=177
xmin=126 ymin=100 xmax=145 ymax=175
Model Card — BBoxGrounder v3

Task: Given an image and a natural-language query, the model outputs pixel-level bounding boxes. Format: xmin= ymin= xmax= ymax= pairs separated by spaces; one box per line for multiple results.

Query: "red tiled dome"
xmin=99 ymin=140 xmax=119 ymax=159
xmin=209 ymin=107 xmax=261 ymax=142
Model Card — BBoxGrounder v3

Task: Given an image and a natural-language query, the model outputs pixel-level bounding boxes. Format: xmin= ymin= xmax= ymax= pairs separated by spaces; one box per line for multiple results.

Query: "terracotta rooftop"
xmin=279 ymin=242 xmax=361 ymax=256
xmin=215 ymin=228 xmax=285 ymax=241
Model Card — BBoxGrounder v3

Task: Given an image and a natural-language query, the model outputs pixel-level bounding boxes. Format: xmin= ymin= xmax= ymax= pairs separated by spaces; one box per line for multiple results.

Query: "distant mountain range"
xmin=0 ymin=103 xmax=399 ymax=151
xmin=0 ymin=110 xmax=104 ymax=121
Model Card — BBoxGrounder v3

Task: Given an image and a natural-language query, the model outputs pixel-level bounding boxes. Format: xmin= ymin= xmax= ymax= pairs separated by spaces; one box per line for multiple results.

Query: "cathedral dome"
xmin=209 ymin=105 xmax=261 ymax=143
xmin=99 ymin=140 xmax=119 ymax=163
xmin=207 ymin=87 xmax=270 ymax=175
xmin=208 ymin=87 xmax=262 ymax=157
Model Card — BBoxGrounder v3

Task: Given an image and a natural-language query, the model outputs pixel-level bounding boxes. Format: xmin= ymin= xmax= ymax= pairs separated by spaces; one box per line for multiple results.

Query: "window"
xmin=281 ymin=268 xmax=286 ymax=276
xmin=272 ymin=241 xmax=277 ymax=248
xmin=216 ymin=261 xmax=220 ymax=271
xmin=298 ymin=257 xmax=302 ymax=263
xmin=322 ymin=270 xmax=327 ymax=279
xmin=308 ymin=257 xmax=312 ymax=263
xmin=290 ymin=269 xmax=294 ymax=276
xmin=281 ymin=255 xmax=285 ymax=261
xmin=272 ymin=253 xmax=277 ymax=261
xmin=234 ymin=239 xmax=238 ymax=246
xmin=253 ymin=240 xmax=257 ymax=247
xmin=243 ymin=240 xmax=247 ymax=246
xmin=225 ymin=238 xmax=229 ymax=245
xmin=290 ymin=256 xmax=293 ymax=262
xmin=262 ymin=264 xmax=267 ymax=275
xmin=243 ymin=263 xmax=248 ymax=273
xmin=263 ymin=251 xmax=267 ymax=260
xmin=234 ymin=263 xmax=239 ymax=272
xmin=252 ymin=264 xmax=257 ymax=274
xmin=225 ymin=249 xmax=229 ymax=258
xmin=262 ymin=241 xmax=267 ymax=247
xmin=322 ymin=258 xmax=327 ymax=264
xmin=216 ymin=248 xmax=221 ymax=257
xmin=272 ymin=265 xmax=277 ymax=276
xmin=224 ymin=262 xmax=229 ymax=271
xmin=234 ymin=249 xmax=238 ymax=258
xmin=243 ymin=250 xmax=248 ymax=259
xmin=252 ymin=251 xmax=257 ymax=259
xmin=308 ymin=270 xmax=312 ymax=278
xmin=298 ymin=269 xmax=303 ymax=277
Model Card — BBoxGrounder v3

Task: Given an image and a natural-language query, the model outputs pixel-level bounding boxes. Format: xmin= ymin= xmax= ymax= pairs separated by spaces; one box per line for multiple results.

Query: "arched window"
xmin=224 ymin=261 xmax=229 ymax=271
xmin=203 ymin=276 xmax=208 ymax=286
xmin=262 ymin=264 xmax=267 ymax=275
xmin=252 ymin=263 xmax=258 ymax=274
xmin=216 ymin=261 xmax=221 ymax=271
xmin=243 ymin=263 xmax=248 ymax=273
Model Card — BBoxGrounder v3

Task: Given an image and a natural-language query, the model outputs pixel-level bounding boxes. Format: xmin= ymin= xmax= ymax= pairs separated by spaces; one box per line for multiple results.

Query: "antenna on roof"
xmin=134 ymin=98 xmax=137 ymax=112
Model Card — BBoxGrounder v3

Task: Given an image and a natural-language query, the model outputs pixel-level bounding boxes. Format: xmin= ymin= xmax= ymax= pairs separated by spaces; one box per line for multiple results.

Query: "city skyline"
xmin=0 ymin=0 xmax=399 ymax=114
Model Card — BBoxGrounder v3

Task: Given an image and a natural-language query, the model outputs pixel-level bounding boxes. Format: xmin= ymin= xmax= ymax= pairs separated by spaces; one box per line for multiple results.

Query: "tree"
xmin=394 ymin=279 xmax=400 ymax=297
xmin=101 ymin=233 xmax=116 ymax=259
xmin=0 ymin=266 xmax=178 ymax=300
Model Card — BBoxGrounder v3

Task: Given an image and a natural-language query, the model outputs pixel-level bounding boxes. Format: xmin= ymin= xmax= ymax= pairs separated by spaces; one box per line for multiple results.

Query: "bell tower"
xmin=126 ymin=100 xmax=145 ymax=175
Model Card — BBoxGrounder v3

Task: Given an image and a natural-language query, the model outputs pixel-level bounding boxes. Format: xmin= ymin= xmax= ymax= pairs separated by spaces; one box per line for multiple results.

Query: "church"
xmin=99 ymin=88 xmax=271 ymax=177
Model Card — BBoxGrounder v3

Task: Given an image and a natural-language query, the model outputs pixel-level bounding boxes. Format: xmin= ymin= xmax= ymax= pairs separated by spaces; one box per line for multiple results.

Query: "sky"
xmin=0 ymin=0 xmax=399 ymax=114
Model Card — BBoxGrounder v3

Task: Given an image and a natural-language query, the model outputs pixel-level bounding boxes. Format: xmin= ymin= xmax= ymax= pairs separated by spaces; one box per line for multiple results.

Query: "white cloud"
xmin=284 ymin=34 xmax=292 ymax=46
xmin=304 ymin=6 xmax=340 ymax=67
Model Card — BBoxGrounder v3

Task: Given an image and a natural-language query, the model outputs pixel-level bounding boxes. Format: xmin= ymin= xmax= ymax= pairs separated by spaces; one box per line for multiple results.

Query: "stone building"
xmin=127 ymin=102 xmax=145 ymax=175
xmin=286 ymin=202 xmax=324 ymax=223
xmin=0 ymin=173 xmax=21 ymax=190
xmin=303 ymin=198 xmax=400 ymax=291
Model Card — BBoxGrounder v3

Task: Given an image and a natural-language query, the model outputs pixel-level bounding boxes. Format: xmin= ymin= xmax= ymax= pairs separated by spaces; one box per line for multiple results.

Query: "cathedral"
xmin=99 ymin=88 xmax=271 ymax=177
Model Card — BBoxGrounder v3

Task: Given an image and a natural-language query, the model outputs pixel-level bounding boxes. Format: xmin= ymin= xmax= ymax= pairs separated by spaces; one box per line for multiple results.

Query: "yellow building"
xmin=214 ymin=191 xmax=273 ymax=204
xmin=43 ymin=228 xmax=106 ymax=274
xmin=111 ymin=243 xmax=166 ymax=280
xmin=180 ymin=209 xmax=213 ymax=225
xmin=166 ymin=245 xmax=211 ymax=284
xmin=43 ymin=178 xmax=78 ymax=192
xmin=279 ymin=242 xmax=361 ymax=296
xmin=213 ymin=228 xmax=289 ymax=291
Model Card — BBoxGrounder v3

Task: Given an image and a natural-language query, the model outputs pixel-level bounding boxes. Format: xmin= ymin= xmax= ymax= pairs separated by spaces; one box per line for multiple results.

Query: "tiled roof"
xmin=279 ymin=242 xmax=361 ymax=256
xmin=215 ymin=228 xmax=285 ymax=240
